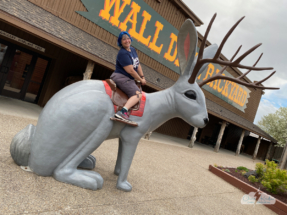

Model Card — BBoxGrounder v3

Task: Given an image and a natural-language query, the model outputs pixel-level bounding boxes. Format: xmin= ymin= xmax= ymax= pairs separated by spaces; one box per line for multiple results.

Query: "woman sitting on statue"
xmin=110 ymin=31 xmax=146 ymax=122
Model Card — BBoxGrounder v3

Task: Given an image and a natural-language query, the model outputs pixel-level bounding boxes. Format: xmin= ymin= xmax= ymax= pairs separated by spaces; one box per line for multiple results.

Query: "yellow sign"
xmin=197 ymin=63 xmax=250 ymax=112
xmin=78 ymin=0 xmax=181 ymax=72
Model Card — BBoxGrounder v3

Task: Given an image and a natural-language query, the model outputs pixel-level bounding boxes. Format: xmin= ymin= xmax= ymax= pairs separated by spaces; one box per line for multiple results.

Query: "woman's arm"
xmin=137 ymin=64 xmax=144 ymax=77
xmin=136 ymin=64 xmax=146 ymax=85
xmin=123 ymin=65 xmax=146 ymax=85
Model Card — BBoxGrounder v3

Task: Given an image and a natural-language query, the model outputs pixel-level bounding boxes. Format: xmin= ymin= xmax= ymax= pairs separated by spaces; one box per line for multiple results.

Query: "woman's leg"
xmin=111 ymin=73 xmax=142 ymax=121
xmin=115 ymin=91 xmax=141 ymax=121
xmin=124 ymin=91 xmax=142 ymax=110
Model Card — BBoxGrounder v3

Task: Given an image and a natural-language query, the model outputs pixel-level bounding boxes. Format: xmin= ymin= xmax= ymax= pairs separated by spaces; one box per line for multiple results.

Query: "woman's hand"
xmin=123 ymin=64 xmax=146 ymax=85
xmin=141 ymin=78 xmax=146 ymax=86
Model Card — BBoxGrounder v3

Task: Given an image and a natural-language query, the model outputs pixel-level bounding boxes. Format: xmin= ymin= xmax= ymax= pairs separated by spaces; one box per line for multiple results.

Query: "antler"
xmin=198 ymin=52 xmax=279 ymax=90
xmin=188 ymin=13 xmax=277 ymax=90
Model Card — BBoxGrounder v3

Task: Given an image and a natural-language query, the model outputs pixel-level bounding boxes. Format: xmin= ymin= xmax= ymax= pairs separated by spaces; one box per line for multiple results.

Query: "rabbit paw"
xmin=78 ymin=155 xmax=96 ymax=170
xmin=54 ymin=169 xmax=103 ymax=190
xmin=116 ymin=180 xmax=132 ymax=192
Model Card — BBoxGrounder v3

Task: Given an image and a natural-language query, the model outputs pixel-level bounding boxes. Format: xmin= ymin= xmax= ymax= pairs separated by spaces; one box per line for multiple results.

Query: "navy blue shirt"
xmin=114 ymin=47 xmax=139 ymax=80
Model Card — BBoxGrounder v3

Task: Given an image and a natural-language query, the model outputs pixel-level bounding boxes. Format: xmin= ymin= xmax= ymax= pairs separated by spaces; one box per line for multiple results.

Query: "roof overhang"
xmin=206 ymin=99 xmax=277 ymax=143
xmin=170 ymin=0 xmax=204 ymax=26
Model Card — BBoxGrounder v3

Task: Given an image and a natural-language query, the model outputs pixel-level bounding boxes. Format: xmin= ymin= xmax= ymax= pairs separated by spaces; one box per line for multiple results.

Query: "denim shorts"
xmin=110 ymin=72 xmax=141 ymax=98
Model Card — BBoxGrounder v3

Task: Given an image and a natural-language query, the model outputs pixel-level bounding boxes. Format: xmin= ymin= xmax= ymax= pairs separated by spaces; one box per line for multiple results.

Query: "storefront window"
xmin=24 ymin=57 xmax=48 ymax=103
xmin=4 ymin=50 xmax=32 ymax=93
xmin=0 ymin=43 xmax=7 ymax=66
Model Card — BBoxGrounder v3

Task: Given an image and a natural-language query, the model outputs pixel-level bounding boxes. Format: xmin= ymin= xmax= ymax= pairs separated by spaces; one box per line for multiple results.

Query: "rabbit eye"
xmin=184 ymin=90 xmax=196 ymax=100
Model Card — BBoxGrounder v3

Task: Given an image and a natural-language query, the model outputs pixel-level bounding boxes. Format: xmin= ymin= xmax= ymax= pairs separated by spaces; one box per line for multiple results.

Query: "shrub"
xmin=248 ymin=175 xmax=258 ymax=183
xmin=237 ymin=166 xmax=249 ymax=172
xmin=255 ymin=163 xmax=265 ymax=178
xmin=224 ymin=169 xmax=230 ymax=173
xmin=261 ymin=160 xmax=287 ymax=194
xmin=241 ymin=171 xmax=246 ymax=176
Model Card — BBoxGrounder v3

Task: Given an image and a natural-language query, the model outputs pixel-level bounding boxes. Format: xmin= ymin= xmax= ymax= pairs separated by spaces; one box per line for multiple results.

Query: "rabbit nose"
xmin=204 ymin=118 xmax=209 ymax=124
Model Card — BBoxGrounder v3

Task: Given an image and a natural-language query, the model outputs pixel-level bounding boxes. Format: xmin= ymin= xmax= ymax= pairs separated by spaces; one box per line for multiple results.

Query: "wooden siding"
xmin=154 ymin=117 xmax=190 ymax=139
xmin=0 ymin=20 xmax=90 ymax=106
xmin=0 ymin=18 xmax=160 ymax=106
xmin=27 ymin=0 xmax=181 ymax=82
xmin=0 ymin=6 xmax=267 ymax=150
xmin=1 ymin=1 xmax=264 ymax=142
xmin=26 ymin=0 xmax=262 ymax=122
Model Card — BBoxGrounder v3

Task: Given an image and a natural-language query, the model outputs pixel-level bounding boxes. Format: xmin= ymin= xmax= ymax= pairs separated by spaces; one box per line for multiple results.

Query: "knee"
xmin=136 ymin=91 xmax=142 ymax=100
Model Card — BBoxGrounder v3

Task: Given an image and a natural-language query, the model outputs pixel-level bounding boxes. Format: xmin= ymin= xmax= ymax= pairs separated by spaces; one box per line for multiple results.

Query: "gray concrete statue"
xmin=10 ymin=14 xmax=278 ymax=192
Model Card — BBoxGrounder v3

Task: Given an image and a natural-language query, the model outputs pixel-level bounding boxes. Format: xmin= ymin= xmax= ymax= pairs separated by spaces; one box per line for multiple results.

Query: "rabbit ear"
xmin=177 ymin=19 xmax=198 ymax=76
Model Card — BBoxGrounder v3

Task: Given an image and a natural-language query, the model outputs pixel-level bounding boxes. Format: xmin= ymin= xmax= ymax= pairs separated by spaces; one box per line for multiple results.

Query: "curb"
xmin=209 ymin=165 xmax=287 ymax=215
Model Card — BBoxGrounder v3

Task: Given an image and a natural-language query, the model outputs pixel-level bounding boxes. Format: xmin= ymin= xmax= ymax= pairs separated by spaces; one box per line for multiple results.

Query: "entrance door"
xmin=0 ymin=42 xmax=49 ymax=103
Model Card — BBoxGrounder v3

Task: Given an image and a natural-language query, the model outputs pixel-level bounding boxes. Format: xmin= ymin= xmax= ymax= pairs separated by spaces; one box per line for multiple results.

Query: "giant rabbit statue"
xmin=10 ymin=14 xmax=278 ymax=192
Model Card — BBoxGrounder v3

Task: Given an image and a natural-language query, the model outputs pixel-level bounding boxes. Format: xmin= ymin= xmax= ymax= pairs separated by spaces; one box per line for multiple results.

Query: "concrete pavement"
xmin=0 ymin=96 xmax=275 ymax=214
xmin=0 ymin=96 xmax=42 ymax=120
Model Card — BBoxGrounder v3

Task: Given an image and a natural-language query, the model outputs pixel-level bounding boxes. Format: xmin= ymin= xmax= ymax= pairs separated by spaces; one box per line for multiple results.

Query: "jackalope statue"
xmin=10 ymin=14 xmax=278 ymax=192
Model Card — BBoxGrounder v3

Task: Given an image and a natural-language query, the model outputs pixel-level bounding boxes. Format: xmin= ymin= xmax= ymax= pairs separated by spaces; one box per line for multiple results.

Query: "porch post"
xmin=265 ymin=142 xmax=273 ymax=161
xmin=83 ymin=60 xmax=95 ymax=80
xmin=188 ymin=127 xmax=198 ymax=148
xmin=214 ymin=121 xmax=227 ymax=152
xmin=235 ymin=129 xmax=245 ymax=156
xmin=252 ymin=136 xmax=261 ymax=160
xmin=279 ymin=142 xmax=287 ymax=169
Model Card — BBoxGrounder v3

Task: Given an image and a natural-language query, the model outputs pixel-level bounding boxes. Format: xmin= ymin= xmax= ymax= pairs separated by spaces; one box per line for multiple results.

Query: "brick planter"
xmin=209 ymin=165 xmax=287 ymax=215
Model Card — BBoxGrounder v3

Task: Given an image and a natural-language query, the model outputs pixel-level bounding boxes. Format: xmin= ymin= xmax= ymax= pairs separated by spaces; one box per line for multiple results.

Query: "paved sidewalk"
xmin=0 ymin=97 xmax=275 ymax=214
xmin=0 ymin=96 xmax=42 ymax=120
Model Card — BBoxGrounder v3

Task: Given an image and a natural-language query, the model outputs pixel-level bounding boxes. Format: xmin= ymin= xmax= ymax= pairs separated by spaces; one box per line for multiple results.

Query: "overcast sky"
xmin=182 ymin=0 xmax=287 ymax=123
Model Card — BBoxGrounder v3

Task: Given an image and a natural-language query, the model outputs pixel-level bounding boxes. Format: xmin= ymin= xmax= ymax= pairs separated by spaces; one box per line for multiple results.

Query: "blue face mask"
xmin=117 ymin=31 xmax=133 ymax=47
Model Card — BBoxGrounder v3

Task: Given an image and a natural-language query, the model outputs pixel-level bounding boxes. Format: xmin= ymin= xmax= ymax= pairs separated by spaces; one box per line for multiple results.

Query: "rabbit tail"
xmin=10 ymin=124 xmax=36 ymax=166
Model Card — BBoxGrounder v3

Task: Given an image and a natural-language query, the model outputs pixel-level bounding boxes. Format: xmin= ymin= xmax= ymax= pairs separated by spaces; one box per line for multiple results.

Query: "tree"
xmin=257 ymin=107 xmax=287 ymax=147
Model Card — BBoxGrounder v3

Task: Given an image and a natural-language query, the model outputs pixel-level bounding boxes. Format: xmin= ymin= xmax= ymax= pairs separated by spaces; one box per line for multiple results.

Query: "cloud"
xmin=184 ymin=0 xmax=287 ymax=77
xmin=254 ymin=99 xmax=278 ymax=124
xmin=263 ymin=76 xmax=287 ymax=99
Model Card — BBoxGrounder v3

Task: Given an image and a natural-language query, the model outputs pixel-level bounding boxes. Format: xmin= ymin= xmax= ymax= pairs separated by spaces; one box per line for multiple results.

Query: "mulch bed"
xmin=218 ymin=167 xmax=287 ymax=204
